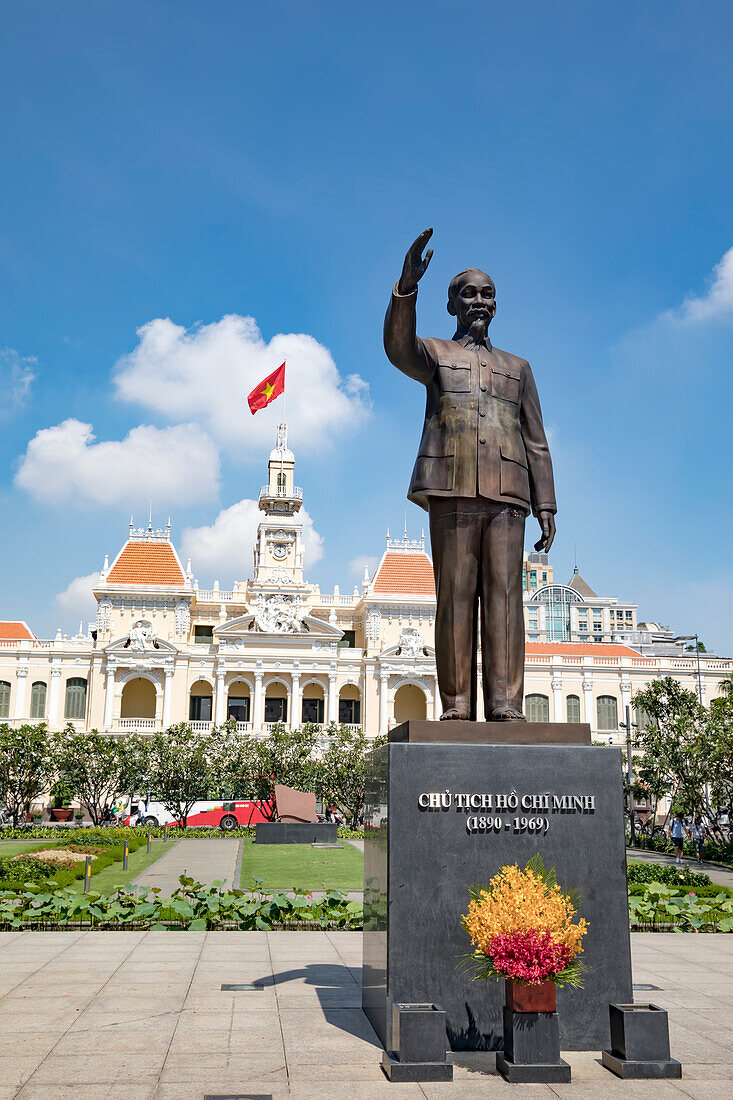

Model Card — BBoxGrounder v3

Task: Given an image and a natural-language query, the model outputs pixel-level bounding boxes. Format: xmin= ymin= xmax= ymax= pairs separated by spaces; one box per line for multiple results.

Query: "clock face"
xmin=272 ymin=543 xmax=288 ymax=560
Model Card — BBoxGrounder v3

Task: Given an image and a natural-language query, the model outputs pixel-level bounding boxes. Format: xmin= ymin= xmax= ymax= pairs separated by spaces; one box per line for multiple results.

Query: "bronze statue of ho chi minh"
xmin=384 ymin=229 xmax=557 ymax=722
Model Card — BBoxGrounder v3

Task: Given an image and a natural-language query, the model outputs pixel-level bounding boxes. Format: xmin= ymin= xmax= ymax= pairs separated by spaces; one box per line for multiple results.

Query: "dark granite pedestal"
xmin=363 ymin=729 xmax=632 ymax=1054
xmin=255 ymin=822 xmax=337 ymax=844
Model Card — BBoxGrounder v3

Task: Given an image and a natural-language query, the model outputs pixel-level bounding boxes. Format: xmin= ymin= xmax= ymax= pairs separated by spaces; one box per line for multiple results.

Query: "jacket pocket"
xmin=437 ymin=359 xmax=472 ymax=392
xmin=412 ymin=453 xmax=455 ymax=493
xmin=491 ymin=366 xmax=521 ymax=403
xmin=499 ymin=442 xmax=529 ymax=501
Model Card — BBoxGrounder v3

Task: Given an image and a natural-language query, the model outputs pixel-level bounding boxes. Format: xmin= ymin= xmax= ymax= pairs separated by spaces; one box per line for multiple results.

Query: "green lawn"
xmin=240 ymin=838 xmax=364 ymax=891
xmin=68 ymin=840 xmax=177 ymax=895
xmin=0 ymin=841 xmax=62 ymax=857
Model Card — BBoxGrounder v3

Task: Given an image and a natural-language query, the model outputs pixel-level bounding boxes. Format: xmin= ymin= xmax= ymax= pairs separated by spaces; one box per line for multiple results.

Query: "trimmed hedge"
xmin=0 ymin=824 xmax=365 ymax=841
xmin=627 ymin=861 xmax=711 ymax=886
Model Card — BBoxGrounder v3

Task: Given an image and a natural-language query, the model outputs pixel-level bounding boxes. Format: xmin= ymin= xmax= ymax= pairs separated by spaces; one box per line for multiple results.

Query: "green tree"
xmin=632 ymin=677 xmax=709 ymax=825
xmin=316 ymin=724 xmax=386 ymax=827
xmin=140 ymin=723 xmax=226 ymax=827
xmin=54 ymin=727 xmax=145 ymax=825
xmin=705 ymin=687 xmax=733 ymax=828
xmin=228 ymin=723 xmax=320 ymax=818
xmin=0 ymin=723 xmax=57 ymax=825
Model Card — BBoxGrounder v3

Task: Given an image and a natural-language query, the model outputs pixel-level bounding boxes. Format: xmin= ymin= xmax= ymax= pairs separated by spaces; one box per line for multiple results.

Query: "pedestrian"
xmin=135 ymin=796 xmax=147 ymax=826
xmin=690 ymin=816 xmax=707 ymax=865
xmin=670 ymin=812 xmax=686 ymax=864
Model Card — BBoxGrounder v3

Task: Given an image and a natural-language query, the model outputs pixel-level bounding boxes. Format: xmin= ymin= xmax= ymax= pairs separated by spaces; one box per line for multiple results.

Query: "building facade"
xmin=1 ymin=425 xmax=730 ymax=745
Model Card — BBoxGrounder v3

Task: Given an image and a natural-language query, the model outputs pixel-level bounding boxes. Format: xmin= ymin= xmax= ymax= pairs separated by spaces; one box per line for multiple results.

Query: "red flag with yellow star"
xmin=247 ymin=361 xmax=285 ymax=414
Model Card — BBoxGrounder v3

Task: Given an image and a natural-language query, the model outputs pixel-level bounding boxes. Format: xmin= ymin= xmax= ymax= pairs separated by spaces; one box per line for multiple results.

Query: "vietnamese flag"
xmin=248 ymin=361 xmax=285 ymax=414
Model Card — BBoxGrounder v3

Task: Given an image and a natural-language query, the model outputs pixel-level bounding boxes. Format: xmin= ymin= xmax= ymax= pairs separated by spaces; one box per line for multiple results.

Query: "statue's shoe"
xmin=489 ymin=707 xmax=527 ymax=722
xmin=440 ymin=708 xmax=471 ymax=721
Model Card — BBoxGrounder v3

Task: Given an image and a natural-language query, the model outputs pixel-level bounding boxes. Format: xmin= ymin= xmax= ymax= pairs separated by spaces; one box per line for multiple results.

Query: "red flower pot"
xmin=50 ymin=808 xmax=73 ymax=822
xmin=505 ymin=979 xmax=557 ymax=1013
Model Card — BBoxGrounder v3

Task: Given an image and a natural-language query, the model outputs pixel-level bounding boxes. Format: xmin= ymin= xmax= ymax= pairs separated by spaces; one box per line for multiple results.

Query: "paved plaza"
xmin=0 ymin=930 xmax=730 ymax=1099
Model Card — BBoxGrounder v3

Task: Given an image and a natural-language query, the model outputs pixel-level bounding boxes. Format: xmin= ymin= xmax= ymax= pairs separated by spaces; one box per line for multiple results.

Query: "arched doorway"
xmin=227 ymin=680 xmax=251 ymax=724
xmin=393 ymin=683 xmax=427 ymax=724
xmin=189 ymin=679 xmax=213 ymax=722
xmin=265 ymin=681 xmax=288 ymax=724
xmin=301 ymin=682 xmax=325 ymax=724
xmin=120 ymin=677 xmax=156 ymax=719
xmin=339 ymin=684 xmax=361 ymax=725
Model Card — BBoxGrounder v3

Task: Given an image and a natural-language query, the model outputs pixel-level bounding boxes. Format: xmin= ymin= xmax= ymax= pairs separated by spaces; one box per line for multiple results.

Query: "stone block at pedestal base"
xmin=503 ymin=1007 xmax=560 ymax=1064
xmin=380 ymin=1052 xmax=453 ymax=1082
xmin=496 ymin=1052 xmax=571 ymax=1083
xmin=601 ymin=1050 xmax=682 ymax=1079
xmin=254 ymin=822 xmax=337 ymax=844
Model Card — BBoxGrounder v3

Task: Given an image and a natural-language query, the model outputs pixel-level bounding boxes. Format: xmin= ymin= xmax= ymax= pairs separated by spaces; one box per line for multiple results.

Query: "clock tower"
xmin=252 ymin=423 xmax=305 ymax=586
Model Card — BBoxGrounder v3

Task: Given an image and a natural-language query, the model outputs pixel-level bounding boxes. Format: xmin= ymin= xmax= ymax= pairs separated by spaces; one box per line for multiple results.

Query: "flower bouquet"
xmin=460 ymin=854 xmax=588 ymax=1012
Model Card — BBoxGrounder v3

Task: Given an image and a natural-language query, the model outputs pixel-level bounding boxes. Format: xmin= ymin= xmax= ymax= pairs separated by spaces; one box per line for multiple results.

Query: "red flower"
xmin=486 ymin=929 xmax=573 ymax=983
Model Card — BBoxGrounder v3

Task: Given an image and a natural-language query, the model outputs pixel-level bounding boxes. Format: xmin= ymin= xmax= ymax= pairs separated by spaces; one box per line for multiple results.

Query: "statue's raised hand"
xmin=398 ymin=228 xmax=434 ymax=295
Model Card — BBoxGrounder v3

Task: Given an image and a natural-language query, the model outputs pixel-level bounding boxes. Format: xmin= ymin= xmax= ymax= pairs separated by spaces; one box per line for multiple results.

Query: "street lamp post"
xmin=620 ymin=705 xmax=638 ymax=846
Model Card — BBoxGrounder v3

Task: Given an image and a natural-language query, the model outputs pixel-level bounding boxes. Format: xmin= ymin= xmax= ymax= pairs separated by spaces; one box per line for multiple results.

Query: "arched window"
xmin=0 ymin=681 xmax=10 ymax=719
xmin=277 ymin=471 xmax=286 ymax=490
xmin=566 ymin=694 xmax=581 ymax=723
xmin=64 ymin=677 xmax=87 ymax=720
xmin=394 ymin=684 xmax=427 ymax=724
xmin=525 ymin=694 xmax=550 ymax=723
xmin=189 ymin=680 xmax=213 ymax=722
xmin=597 ymin=695 xmax=618 ymax=731
xmin=30 ymin=682 xmax=47 ymax=720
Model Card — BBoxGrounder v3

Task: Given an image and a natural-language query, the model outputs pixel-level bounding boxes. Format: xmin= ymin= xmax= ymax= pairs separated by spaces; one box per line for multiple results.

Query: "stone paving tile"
xmin=156 ymin=1052 xmax=287 ymax=1082
xmin=20 ymin=1049 xmax=164 ymax=1086
xmin=17 ymin=1085 xmax=156 ymax=1100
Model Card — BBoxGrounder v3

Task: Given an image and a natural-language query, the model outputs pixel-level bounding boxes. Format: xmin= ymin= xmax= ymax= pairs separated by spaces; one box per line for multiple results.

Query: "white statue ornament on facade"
xmin=251 ymin=593 xmax=305 ymax=634
xmin=398 ymin=626 xmax=426 ymax=658
xmin=126 ymin=619 xmax=158 ymax=651
xmin=175 ymin=599 xmax=191 ymax=638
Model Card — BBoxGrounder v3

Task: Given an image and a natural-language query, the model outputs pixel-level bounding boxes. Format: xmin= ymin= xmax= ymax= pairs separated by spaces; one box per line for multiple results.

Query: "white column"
xmin=103 ymin=665 xmax=115 ymax=730
xmin=620 ymin=678 xmax=632 ymax=724
xmin=291 ymin=675 xmax=301 ymax=729
xmin=552 ymin=676 xmax=563 ymax=723
xmin=253 ymin=672 xmax=264 ymax=731
xmin=162 ymin=667 xmax=174 ymax=729
xmin=14 ymin=667 xmax=28 ymax=720
xmin=433 ymin=678 xmax=442 ymax=720
xmin=48 ymin=666 xmax=62 ymax=729
xmin=214 ymin=668 xmax=226 ymax=725
xmin=327 ymin=674 xmax=338 ymax=724
xmin=582 ymin=678 xmax=594 ymax=731
xmin=379 ymin=674 xmax=389 ymax=735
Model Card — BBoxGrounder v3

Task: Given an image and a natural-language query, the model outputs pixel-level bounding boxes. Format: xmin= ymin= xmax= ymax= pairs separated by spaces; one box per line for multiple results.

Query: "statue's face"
xmin=448 ymin=269 xmax=496 ymax=335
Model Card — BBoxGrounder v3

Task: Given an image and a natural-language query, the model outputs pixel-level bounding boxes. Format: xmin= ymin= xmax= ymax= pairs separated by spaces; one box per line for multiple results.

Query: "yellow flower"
xmin=462 ymin=864 xmax=587 ymax=959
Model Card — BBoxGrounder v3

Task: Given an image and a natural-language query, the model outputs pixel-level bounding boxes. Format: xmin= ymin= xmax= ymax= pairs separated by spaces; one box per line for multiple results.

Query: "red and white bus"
xmin=124 ymin=796 xmax=274 ymax=831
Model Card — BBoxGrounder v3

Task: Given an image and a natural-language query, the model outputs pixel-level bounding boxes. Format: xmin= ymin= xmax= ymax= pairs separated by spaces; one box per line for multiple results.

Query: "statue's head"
xmin=447 ymin=268 xmax=496 ymax=342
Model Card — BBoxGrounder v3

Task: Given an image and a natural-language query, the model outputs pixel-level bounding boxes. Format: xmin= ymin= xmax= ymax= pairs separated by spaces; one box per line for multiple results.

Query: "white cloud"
xmin=349 ymin=554 xmax=378 ymax=580
xmin=113 ymin=314 xmax=371 ymax=454
xmin=54 ymin=572 xmax=98 ymax=628
xmin=666 ymin=245 xmax=733 ymax=324
xmin=182 ymin=498 xmax=324 ymax=584
xmin=0 ymin=348 xmax=36 ymax=417
xmin=15 ymin=418 xmax=219 ymax=507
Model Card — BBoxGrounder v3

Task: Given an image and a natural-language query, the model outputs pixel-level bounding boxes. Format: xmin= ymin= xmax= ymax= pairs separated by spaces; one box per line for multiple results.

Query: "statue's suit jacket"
xmin=384 ymin=284 xmax=556 ymax=517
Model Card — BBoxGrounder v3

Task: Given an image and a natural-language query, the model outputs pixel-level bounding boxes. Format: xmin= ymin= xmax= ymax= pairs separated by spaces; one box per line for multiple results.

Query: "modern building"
xmin=1 ymin=425 xmax=730 ymax=745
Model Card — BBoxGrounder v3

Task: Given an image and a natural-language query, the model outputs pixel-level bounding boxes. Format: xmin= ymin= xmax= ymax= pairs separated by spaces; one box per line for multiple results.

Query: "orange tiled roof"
xmin=526 ymin=642 xmax=640 ymax=658
xmin=106 ymin=541 xmax=185 ymax=586
xmin=372 ymin=552 xmax=435 ymax=596
xmin=0 ymin=620 xmax=35 ymax=640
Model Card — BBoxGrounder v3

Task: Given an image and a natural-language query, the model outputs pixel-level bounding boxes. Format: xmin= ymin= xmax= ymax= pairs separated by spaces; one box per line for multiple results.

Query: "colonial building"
xmin=1 ymin=426 xmax=730 ymax=744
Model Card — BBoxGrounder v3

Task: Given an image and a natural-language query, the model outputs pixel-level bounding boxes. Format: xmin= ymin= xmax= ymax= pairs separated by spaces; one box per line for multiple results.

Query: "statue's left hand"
xmin=535 ymin=511 xmax=556 ymax=552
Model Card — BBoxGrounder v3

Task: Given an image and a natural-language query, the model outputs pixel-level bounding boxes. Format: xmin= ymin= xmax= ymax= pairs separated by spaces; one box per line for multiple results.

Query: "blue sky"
xmin=1 ymin=1 xmax=732 ymax=652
